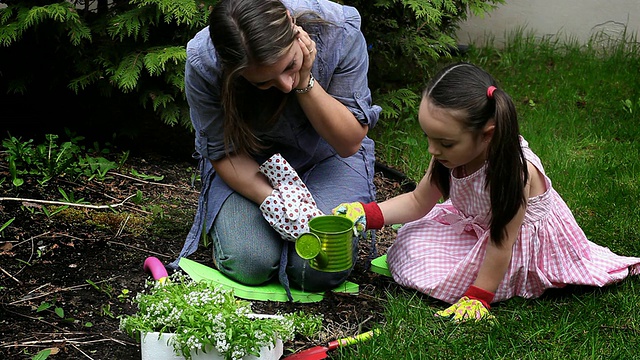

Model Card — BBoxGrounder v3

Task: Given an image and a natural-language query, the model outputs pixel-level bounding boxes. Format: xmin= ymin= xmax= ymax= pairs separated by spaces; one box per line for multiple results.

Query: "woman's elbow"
xmin=341 ymin=127 xmax=369 ymax=156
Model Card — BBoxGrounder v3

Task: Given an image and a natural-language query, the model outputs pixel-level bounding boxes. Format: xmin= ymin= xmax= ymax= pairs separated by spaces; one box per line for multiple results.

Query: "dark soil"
xmin=0 ymin=138 xmax=415 ymax=359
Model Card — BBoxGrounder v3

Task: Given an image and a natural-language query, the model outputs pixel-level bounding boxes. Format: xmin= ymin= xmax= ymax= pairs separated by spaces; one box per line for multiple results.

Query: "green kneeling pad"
xmin=370 ymin=254 xmax=392 ymax=277
xmin=178 ymin=258 xmax=358 ymax=303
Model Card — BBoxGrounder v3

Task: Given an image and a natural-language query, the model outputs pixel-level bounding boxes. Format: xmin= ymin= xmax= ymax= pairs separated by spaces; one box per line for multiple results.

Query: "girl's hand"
xmin=295 ymin=25 xmax=316 ymax=86
xmin=434 ymin=296 xmax=494 ymax=322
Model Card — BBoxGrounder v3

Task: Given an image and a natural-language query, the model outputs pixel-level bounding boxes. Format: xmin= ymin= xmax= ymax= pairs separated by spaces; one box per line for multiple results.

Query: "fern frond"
xmin=157 ymin=101 xmax=182 ymax=126
xmin=468 ymin=0 xmax=504 ymax=18
xmin=0 ymin=6 xmax=15 ymax=25
xmin=164 ymin=71 xmax=186 ymax=92
xmin=68 ymin=71 xmax=104 ymax=93
xmin=131 ymin=0 xmax=200 ymax=26
xmin=381 ymin=106 xmax=400 ymax=119
xmin=376 ymin=88 xmax=421 ymax=121
xmin=1 ymin=3 xmax=90 ymax=46
xmin=67 ymin=21 xmax=92 ymax=46
xmin=148 ymin=92 xmax=175 ymax=111
xmin=0 ymin=22 xmax=20 ymax=47
xmin=111 ymin=52 xmax=145 ymax=92
xmin=109 ymin=8 xmax=153 ymax=42
xmin=143 ymin=46 xmax=188 ymax=76
xmin=24 ymin=3 xmax=80 ymax=28
xmin=405 ymin=0 xmax=444 ymax=24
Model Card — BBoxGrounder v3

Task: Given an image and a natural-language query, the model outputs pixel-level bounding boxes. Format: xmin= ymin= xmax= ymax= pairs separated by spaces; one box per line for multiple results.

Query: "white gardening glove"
xmin=259 ymin=154 xmax=323 ymax=241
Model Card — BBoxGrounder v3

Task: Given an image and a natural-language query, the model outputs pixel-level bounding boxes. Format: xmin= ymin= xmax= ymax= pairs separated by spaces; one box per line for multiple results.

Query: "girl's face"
xmin=418 ymin=98 xmax=493 ymax=173
xmin=240 ymin=43 xmax=303 ymax=93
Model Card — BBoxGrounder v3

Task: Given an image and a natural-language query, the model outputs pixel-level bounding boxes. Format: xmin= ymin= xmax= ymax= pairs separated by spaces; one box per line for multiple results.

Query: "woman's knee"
xmin=212 ymin=193 xmax=282 ymax=285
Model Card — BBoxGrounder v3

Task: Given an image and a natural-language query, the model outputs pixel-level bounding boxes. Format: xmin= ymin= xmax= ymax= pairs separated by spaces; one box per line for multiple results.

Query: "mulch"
xmin=0 ymin=149 xmax=415 ymax=359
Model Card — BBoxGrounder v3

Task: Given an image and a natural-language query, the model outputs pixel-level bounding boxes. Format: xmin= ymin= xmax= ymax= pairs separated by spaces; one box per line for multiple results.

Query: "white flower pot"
xmin=140 ymin=315 xmax=284 ymax=360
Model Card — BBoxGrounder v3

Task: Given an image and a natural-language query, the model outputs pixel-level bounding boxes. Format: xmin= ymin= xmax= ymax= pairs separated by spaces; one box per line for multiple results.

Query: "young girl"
xmin=169 ymin=0 xmax=380 ymax=297
xmin=335 ymin=62 xmax=640 ymax=320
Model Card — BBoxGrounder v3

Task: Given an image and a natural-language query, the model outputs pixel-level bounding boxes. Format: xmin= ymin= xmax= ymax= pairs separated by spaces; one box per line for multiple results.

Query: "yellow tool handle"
xmin=332 ymin=328 xmax=381 ymax=348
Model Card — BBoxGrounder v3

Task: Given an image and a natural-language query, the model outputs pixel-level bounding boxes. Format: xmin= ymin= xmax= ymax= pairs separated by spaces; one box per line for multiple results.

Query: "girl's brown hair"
xmin=425 ymin=62 xmax=528 ymax=246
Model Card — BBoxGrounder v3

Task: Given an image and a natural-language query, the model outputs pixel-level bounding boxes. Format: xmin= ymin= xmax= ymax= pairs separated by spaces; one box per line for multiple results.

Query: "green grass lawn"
xmin=354 ymin=31 xmax=640 ymax=359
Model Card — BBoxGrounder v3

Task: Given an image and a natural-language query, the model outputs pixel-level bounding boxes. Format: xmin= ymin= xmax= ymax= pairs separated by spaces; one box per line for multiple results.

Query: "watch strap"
xmin=294 ymin=73 xmax=315 ymax=94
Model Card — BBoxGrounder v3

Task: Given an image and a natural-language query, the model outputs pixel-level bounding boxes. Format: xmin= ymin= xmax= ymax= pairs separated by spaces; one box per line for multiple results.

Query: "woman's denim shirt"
xmin=171 ymin=0 xmax=381 ymax=267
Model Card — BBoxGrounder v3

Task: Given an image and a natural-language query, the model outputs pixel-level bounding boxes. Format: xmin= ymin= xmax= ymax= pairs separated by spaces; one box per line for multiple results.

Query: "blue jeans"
xmin=210 ymin=151 xmax=375 ymax=292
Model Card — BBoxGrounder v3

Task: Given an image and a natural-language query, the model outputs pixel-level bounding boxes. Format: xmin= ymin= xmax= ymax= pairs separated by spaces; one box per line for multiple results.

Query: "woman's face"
xmin=240 ymin=43 xmax=303 ymax=93
xmin=419 ymin=98 xmax=492 ymax=172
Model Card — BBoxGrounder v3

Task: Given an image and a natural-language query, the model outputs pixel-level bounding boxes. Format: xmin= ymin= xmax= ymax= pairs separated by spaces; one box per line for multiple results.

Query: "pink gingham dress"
xmin=386 ymin=137 xmax=640 ymax=304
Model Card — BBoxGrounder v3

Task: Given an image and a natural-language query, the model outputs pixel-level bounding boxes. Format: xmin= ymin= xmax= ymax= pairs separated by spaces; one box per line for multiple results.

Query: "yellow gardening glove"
xmin=332 ymin=202 xmax=367 ymax=235
xmin=434 ymin=296 xmax=495 ymax=322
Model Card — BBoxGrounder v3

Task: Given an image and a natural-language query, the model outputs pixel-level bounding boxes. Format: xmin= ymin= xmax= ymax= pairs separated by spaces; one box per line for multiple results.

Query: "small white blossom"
xmin=119 ymin=273 xmax=321 ymax=360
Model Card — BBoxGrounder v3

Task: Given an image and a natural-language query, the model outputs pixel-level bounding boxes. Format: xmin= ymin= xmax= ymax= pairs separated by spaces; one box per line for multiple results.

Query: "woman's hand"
xmin=290 ymin=24 xmax=367 ymax=157
xmin=295 ymin=25 xmax=316 ymax=87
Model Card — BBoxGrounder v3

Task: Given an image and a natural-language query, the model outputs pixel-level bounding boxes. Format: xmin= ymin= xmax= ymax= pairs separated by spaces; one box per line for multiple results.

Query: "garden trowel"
xmin=283 ymin=329 xmax=380 ymax=360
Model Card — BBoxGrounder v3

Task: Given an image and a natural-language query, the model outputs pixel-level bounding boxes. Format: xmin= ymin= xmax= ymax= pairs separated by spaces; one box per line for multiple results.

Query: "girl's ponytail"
xmin=485 ymin=87 xmax=528 ymax=246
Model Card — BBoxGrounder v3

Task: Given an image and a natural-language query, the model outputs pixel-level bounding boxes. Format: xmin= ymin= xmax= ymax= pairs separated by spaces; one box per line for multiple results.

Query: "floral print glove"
xmin=332 ymin=202 xmax=367 ymax=235
xmin=434 ymin=297 xmax=494 ymax=322
xmin=332 ymin=201 xmax=384 ymax=236
xmin=434 ymin=286 xmax=495 ymax=322
xmin=259 ymin=154 xmax=323 ymax=241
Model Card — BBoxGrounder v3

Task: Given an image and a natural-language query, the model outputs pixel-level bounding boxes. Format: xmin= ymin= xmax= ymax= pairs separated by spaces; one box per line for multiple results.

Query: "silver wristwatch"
xmin=294 ymin=73 xmax=315 ymax=94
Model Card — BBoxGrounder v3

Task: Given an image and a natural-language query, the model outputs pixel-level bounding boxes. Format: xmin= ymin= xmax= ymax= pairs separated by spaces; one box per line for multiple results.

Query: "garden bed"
xmin=0 ymin=149 xmax=412 ymax=359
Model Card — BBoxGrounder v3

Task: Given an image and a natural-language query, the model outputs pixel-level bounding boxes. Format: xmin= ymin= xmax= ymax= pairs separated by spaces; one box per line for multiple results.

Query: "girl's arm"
xmin=472 ymin=161 xmax=536 ymax=293
xmin=378 ymin=157 xmax=443 ymax=225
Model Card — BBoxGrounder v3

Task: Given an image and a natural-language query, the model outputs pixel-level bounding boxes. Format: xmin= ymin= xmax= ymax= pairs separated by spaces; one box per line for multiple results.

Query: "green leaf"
xmin=131 ymin=168 xmax=164 ymax=181
xmin=0 ymin=218 xmax=15 ymax=232
xmin=54 ymin=307 xmax=64 ymax=318
xmin=36 ymin=302 xmax=52 ymax=312
xmin=32 ymin=349 xmax=51 ymax=360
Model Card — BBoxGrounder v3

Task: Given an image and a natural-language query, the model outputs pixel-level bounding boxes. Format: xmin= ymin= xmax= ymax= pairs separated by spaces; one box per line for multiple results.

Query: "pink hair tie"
xmin=487 ymin=86 xmax=497 ymax=99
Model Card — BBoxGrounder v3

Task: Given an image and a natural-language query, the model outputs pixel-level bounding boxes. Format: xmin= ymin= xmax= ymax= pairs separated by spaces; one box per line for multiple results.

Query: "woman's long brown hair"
xmin=209 ymin=0 xmax=325 ymax=156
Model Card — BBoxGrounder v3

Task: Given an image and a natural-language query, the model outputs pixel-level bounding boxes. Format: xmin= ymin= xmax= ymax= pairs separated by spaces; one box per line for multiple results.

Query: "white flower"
xmin=119 ymin=273 xmax=321 ymax=360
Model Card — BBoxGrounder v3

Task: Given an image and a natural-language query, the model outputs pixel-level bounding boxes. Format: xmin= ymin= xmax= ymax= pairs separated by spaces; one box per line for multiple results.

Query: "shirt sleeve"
xmin=322 ymin=6 xmax=381 ymax=129
xmin=184 ymin=32 xmax=233 ymax=161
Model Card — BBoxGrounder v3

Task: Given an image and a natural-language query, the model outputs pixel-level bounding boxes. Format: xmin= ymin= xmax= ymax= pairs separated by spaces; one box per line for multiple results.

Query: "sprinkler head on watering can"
xmin=295 ymin=233 xmax=329 ymax=268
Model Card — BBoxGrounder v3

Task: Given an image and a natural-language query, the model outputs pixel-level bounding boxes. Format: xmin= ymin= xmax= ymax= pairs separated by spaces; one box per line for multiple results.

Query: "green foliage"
xmin=343 ymin=0 xmax=503 ymax=129
xmin=36 ymin=300 xmax=75 ymax=323
xmin=1 ymin=132 xmax=121 ymax=185
xmin=0 ymin=0 xmax=214 ymax=128
xmin=1 ymin=0 xmax=500 ymax=134
xmin=0 ymin=2 xmax=91 ymax=46
xmin=374 ymin=87 xmax=421 ymax=120
xmin=31 ymin=349 xmax=52 ymax=360
xmin=0 ymin=218 xmax=15 ymax=235
xmin=622 ymin=98 xmax=640 ymax=114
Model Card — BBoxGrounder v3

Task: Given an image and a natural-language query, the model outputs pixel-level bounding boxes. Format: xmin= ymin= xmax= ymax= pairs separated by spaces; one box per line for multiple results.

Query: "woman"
xmin=170 ymin=0 xmax=380 ymax=296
